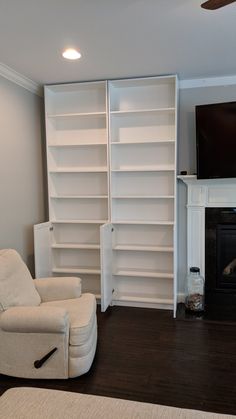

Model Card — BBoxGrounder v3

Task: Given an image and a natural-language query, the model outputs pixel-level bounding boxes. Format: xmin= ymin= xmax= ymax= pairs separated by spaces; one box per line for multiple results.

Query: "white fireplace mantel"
xmin=178 ymin=175 xmax=236 ymax=280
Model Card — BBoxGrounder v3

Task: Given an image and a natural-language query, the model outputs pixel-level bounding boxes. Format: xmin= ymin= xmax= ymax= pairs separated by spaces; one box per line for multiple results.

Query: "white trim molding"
xmin=178 ymin=175 xmax=236 ymax=279
xmin=0 ymin=62 xmax=42 ymax=96
xmin=180 ymin=74 xmax=236 ymax=90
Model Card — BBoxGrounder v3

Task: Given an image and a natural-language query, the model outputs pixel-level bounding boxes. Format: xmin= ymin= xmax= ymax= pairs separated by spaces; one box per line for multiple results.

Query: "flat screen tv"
xmin=196 ymin=101 xmax=236 ymax=179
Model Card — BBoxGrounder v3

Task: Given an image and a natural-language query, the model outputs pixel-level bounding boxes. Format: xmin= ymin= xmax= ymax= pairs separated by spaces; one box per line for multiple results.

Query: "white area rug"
xmin=0 ymin=387 xmax=235 ymax=419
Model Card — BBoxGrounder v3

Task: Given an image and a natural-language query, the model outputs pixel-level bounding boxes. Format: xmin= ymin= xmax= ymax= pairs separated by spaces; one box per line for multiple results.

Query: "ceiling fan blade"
xmin=201 ymin=0 xmax=236 ymax=9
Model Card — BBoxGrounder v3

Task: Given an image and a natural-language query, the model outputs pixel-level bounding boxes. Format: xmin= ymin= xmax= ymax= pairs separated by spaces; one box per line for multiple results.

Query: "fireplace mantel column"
xmin=178 ymin=175 xmax=236 ymax=282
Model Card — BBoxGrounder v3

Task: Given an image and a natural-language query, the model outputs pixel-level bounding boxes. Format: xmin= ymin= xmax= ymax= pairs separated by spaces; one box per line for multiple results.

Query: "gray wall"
xmin=0 ymin=76 xmax=46 ymax=274
xmin=177 ymin=83 xmax=236 ymax=295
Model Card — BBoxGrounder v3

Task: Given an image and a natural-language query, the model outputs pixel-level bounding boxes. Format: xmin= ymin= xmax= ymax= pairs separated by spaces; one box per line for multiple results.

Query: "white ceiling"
xmin=0 ymin=0 xmax=235 ymax=86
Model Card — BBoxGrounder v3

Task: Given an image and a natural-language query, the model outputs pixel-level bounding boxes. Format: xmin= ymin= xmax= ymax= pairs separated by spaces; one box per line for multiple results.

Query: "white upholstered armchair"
xmin=0 ymin=249 xmax=97 ymax=379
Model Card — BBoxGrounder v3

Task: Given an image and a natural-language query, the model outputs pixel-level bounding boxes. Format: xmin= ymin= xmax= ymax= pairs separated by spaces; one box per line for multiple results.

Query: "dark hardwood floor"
xmin=1 ymin=306 xmax=236 ymax=415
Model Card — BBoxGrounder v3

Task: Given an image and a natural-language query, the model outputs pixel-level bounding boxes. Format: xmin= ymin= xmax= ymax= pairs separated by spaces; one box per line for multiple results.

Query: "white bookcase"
xmin=34 ymin=75 xmax=178 ymax=313
xmin=100 ymin=76 xmax=177 ymax=312
xmin=35 ymin=81 xmax=108 ymax=298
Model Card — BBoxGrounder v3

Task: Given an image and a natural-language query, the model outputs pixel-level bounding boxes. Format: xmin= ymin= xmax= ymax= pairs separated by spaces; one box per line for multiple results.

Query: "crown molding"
xmin=0 ymin=61 xmax=236 ymax=96
xmin=0 ymin=62 xmax=42 ymax=96
xmin=180 ymin=74 xmax=236 ymax=89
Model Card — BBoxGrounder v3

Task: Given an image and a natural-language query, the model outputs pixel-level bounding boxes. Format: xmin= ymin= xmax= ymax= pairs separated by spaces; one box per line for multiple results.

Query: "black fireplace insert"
xmin=205 ymin=208 xmax=236 ymax=308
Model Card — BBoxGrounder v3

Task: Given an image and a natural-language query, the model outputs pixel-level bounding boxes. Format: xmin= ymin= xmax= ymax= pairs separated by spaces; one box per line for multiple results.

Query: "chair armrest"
xmin=0 ymin=306 xmax=69 ymax=333
xmin=34 ymin=277 xmax=81 ymax=302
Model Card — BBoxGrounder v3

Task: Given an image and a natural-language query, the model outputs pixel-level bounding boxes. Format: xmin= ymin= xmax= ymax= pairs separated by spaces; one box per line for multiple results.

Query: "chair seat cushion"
xmin=42 ymin=293 xmax=96 ymax=346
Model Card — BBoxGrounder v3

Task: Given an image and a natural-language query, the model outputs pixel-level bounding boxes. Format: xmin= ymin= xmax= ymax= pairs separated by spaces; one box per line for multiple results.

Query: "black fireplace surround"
xmin=205 ymin=207 xmax=236 ymax=309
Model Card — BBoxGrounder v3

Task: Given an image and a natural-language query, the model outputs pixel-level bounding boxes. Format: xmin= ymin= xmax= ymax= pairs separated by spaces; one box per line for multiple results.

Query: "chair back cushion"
xmin=0 ymin=249 xmax=41 ymax=311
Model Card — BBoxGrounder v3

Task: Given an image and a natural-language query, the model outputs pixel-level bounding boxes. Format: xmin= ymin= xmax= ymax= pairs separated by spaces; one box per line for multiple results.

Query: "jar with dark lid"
xmin=185 ymin=267 xmax=205 ymax=312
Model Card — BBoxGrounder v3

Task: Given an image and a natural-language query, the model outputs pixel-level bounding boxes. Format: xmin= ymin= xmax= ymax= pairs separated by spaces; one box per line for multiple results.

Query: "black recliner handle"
xmin=34 ymin=347 xmax=58 ymax=369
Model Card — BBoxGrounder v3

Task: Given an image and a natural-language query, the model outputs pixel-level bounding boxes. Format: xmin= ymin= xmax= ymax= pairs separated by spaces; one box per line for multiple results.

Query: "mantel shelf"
xmin=178 ymin=175 xmax=236 ymax=186
xmin=178 ymin=175 xmax=236 ymax=207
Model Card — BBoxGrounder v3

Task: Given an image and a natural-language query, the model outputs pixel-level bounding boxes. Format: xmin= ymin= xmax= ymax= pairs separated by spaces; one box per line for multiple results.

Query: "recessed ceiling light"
xmin=62 ymin=48 xmax=81 ymax=60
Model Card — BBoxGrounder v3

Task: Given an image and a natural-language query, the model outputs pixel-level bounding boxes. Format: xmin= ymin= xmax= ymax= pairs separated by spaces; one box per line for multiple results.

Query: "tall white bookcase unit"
xmin=101 ymin=75 xmax=178 ymax=313
xmin=34 ymin=75 xmax=178 ymax=314
xmin=34 ymin=81 xmax=109 ymax=298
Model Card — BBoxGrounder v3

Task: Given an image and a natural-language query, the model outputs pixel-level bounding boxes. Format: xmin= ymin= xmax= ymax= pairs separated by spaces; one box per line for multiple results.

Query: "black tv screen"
xmin=196 ymin=101 xmax=236 ymax=179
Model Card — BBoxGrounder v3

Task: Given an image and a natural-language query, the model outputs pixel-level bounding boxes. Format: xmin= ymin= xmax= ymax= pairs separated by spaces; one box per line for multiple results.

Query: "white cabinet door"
xmin=100 ymin=223 xmax=113 ymax=311
xmin=34 ymin=222 xmax=52 ymax=278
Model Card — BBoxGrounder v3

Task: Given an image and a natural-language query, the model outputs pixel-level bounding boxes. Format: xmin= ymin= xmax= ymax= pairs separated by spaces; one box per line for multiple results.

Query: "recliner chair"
xmin=0 ymin=249 xmax=97 ymax=379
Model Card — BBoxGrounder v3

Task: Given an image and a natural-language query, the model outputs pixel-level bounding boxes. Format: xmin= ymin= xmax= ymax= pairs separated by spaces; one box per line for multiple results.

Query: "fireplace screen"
xmin=217 ymin=224 xmax=236 ymax=289
xmin=205 ymin=208 xmax=236 ymax=307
